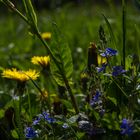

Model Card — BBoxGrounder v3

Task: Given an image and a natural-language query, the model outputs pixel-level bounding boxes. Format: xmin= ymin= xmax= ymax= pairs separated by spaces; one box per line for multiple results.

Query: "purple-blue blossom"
xmin=33 ymin=112 xmax=56 ymax=125
xmin=112 ymin=66 xmax=126 ymax=76
xmin=90 ymin=91 xmax=101 ymax=107
xmin=25 ymin=127 xmax=37 ymax=139
xmin=100 ymin=48 xmax=117 ymax=57
xmin=62 ymin=123 xmax=69 ymax=129
xmin=33 ymin=114 xmax=43 ymax=125
xmin=96 ymin=63 xmax=108 ymax=73
xmin=120 ymin=118 xmax=133 ymax=135
xmin=42 ymin=112 xmax=56 ymax=123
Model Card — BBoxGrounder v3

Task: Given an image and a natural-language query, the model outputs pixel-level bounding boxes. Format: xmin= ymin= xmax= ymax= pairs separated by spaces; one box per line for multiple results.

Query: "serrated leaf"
xmin=50 ymin=23 xmax=73 ymax=86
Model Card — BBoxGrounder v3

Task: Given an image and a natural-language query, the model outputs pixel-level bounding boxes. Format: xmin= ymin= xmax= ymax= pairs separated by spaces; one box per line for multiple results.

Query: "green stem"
xmin=13 ymin=98 xmax=25 ymax=140
xmin=36 ymin=31 xmax=79 ymax=114
xmin=2 ymin=0 xmax=28 ymax=24
xmin=2 ymin=1 xmax=79 ymax=114
xmin=13 ymin=82 xmax=26 ymax=140
xmin=27 ymin=91 xmax=32 ymax=121
xmin=122 ymin=0 xmax=126 ymax=69
xmin=111 ymin=77 xmax=128 ymax=98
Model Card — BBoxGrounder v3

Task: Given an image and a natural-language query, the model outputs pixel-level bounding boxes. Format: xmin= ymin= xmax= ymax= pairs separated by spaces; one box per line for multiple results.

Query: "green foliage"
xmin=0 ymin=93 xmax=12 ymax=108
xmin=0 ymin=1 xmax=140 ymax=140
xmin=50 ymin=23 xmax=73 ymax=86
xmin=102 ymin=14 xmax=117 ymax=50
xmin=11 ymin=129 xmax=19 ymax=139
xmin=22 ymin=0 xmax=38 ymax=33
xmin=0 ymin=109 xmax=4 ymax=119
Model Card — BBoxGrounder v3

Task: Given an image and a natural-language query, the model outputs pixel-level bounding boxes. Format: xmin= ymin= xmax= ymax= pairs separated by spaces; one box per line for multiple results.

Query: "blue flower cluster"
xmin=97 ymin=48 xmax=126 ymax=76
xmin=32 ymin=112 xmax=56 ymax=126
xmin=97 ymin=63 xmax=108 ymax=73
xmin=90 ymin=90 xmax=105 ymax=116
xmin=25 ymin=127 xmax=38 ymax=139
xmin=97 ymin=47 xmax=117 ymax=73
xmin=100 ymin=48 xmax=118 ymax=57
xmin=25 ymin=112 xmax=55 ymax=139
xmin=120 ymin=118 xmax=133 ymax=135
xmin=112 ymin=66 xmax=126 ymax=76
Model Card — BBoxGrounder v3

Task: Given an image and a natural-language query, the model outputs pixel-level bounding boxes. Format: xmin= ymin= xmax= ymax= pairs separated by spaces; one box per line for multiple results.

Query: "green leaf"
xmin=107 ymin=96 xmax=117 ymax=106
xmin=102 ymin=14 xmax=117 ymax=50
xmin=22 ymin=0 xmax=37 ymax=29
xmin=0 ymin=109 xmax=4 ymax=119
xmin=0 ymin=94 xmax=12 ymax=108
xmin=76 ymin=132 xmax=85 ymax=139
xmin=50 ymin=23 xmax=73 ymax=86
xmin=61 ymin=99 xmax=73 ymax=109
xmin=11 ymin=129 xmax=19 ymax=139
xmin=68 ymin=115 xmax=78 ymax=124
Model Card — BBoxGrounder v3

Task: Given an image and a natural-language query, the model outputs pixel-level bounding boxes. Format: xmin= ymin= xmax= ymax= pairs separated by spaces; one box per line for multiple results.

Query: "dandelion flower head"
xmin=2 ymin=68 xmax=39 ymax=82
xmin=31 ymin=56 xmax=50 ymax=67
xmin=41 ymin=32 xmax=51 ymax=40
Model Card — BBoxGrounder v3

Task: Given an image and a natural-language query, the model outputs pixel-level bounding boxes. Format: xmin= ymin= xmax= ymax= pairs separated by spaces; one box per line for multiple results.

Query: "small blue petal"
xmin=46 ymin=117 xmax=56 ymax=123
xmin=112 ymin=66 xmax=126 ymax=76
xmin=120 ymin=118 xmax=133 ymax=135
xmin=93 ymin=91 xmax=101 ymax=101
xmin=62 ymin=123 xmax=69 ymax=129
xmin=42 ymin=112 xmax=56 ymax=123
xmin=25 ymin=127 xmax=37 ymax=139
xmin=90 ymin=90 xmax=101 ymax=107
xmin=96 ymin=63 xmax=108 ymax=73
xmin=100 ymin=48 xmax=117 ymax=57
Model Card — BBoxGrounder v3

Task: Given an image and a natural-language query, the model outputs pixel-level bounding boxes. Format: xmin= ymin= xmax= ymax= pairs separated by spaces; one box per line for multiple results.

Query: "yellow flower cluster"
xmin=31 ymin=56 xmax=50 ymax=67
xmin=2 ymin=68 xmax=39 ymax=82
xmin=41 ymin=32 xmax=51 ymax=40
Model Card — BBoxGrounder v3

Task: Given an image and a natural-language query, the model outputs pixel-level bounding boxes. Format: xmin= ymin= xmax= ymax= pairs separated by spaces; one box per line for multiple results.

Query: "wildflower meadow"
xmin=0 ymin=0 xmax=140 ymax=140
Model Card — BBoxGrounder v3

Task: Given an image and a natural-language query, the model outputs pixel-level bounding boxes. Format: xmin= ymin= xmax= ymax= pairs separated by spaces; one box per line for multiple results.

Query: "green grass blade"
xmin=102 ymin=14 xmax=117 ymax=50
xmin=122 ymin=0 xmax=126 ymax=69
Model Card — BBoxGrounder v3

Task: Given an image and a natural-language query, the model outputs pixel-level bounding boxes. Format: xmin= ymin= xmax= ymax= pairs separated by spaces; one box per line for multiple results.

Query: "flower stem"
xmin=111 ymin=77 xmax=128 ymax=98
xmin=27 ymin=91 xmax=32 ymax=121
xmin=1 ymin=1 xmax=79 ymax=114
xmin=36 ymin=31 xmax=79 ymax=114
xmin=122 ymin=0 xmax=126 ymax=69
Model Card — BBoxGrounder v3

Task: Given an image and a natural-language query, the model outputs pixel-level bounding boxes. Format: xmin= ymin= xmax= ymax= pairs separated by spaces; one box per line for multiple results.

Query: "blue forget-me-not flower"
xmin=25 ymin=127 xmax=38 ymax=139
xmin=96 ymin=63 xmax=108 ymax=73
xmin=33 ymin=112 xmax=56 ymax=125
xmin=120 ymin=118 xmax=133 ymax=135
xmin=112 ymin=66 xmax=126 ymax=76
xmin=100 ymin=48 xmax=117 ymax=57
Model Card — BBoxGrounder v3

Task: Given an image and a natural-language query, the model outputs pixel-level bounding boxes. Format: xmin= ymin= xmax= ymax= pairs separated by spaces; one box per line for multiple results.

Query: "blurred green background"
xmin=0 ymin=0 xmax=140 ymax=90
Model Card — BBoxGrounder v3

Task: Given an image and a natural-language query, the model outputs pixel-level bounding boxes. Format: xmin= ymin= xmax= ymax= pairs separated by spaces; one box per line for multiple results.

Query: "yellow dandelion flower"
xmin=97 ymin=55 xmax=107 ymax=65
xmin=41 ymin=32 xmax=51 ymax=40
xmin=2 ymin=68 xmax=39 ymax=82
xmin=31 ymin=56 xmax=50 ymax=67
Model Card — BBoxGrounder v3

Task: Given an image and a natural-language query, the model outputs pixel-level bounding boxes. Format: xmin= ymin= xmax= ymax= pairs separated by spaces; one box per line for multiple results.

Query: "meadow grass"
xmin=0 ymin=1 xmax=140 ymax=139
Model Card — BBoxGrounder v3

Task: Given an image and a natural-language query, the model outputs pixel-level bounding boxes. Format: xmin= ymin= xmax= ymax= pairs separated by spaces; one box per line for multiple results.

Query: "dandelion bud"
xmin=87 ymin=43 xmax=98 ymax=70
